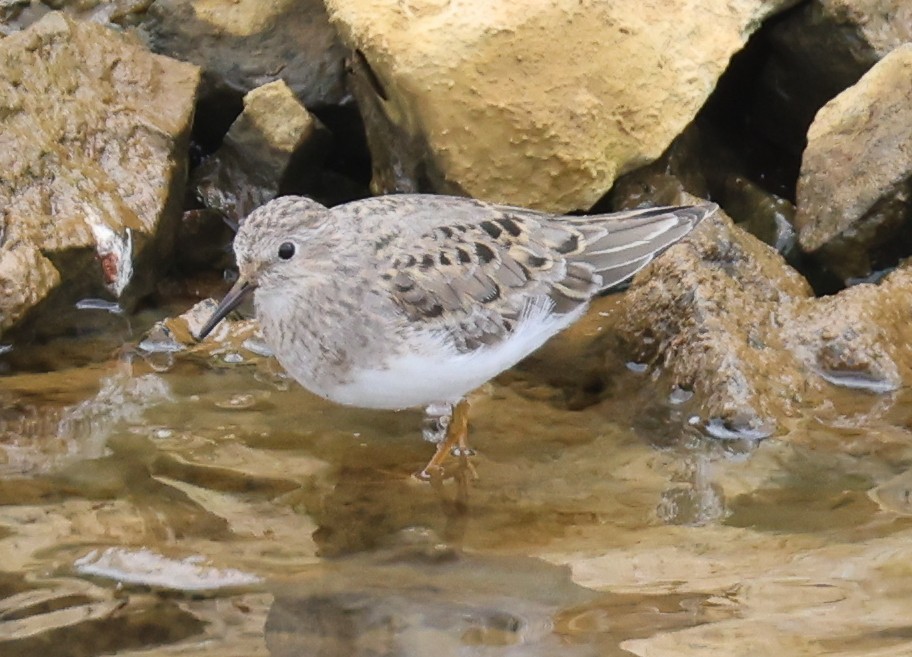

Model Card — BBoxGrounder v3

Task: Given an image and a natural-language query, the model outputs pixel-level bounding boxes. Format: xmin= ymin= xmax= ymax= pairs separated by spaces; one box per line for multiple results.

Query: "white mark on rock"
xmin=86 ymin=207 xmax=134 ymax=297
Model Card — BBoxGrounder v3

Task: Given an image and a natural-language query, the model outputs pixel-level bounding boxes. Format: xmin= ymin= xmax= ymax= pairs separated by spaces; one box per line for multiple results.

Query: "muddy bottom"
xmin=2 ymin=325 xmax=912 ymax=657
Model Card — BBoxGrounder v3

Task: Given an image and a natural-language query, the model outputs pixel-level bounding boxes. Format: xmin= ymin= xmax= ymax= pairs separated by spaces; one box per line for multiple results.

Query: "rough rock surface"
xmin=0 ymin=243 xmax=61 ymax=332
xmin=609 ymin=209 xmax=912 ymax=437
xmin=755 ymin=0 xmax=912 ymax=152
xmin=327 ymin=0 xmax=790 ymax=211
xmin=720 ymin=176 xmax=797 ymax=259
xmin=614 ymin=211 xmax=813 ymax=437
xmin=0 ymin=11 xmax=199 ymax=337
xmin=192 ymin=80 xmax=329 ymax=224
xmin=795 ymin=43 xmax=912 ymax=283
xmin=326 ymin=0 xmax=797 ymax=213
xmin=139 ymin=0 xmax=348 ymax=108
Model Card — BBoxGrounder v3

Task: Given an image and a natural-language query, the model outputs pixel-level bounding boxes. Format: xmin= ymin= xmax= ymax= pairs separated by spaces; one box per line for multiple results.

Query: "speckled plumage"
xmin=200 ymin=194 xmax=716 ymax=455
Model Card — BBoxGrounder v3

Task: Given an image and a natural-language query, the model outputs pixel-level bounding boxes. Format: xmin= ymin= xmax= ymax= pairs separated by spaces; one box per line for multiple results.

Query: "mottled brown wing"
xmin=380 ymin=203 xmax=714 ymax=349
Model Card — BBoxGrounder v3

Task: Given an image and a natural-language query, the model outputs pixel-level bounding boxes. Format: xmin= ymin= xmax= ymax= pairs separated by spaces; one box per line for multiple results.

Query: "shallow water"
xmin=3 ymin=318 xmax=912 ymax=656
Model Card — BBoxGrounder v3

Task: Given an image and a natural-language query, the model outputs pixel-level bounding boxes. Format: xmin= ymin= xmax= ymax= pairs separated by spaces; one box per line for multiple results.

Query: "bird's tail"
xmin=566 ymin=203 xmax=717 ymax=292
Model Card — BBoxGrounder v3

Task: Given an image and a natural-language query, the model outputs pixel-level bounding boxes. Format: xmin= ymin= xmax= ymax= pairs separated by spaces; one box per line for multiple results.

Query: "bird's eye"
xmin=278 ymin=242 xmax=296 ymax=260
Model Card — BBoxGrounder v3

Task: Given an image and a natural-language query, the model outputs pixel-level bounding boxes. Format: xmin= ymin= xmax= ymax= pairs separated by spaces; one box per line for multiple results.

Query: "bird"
xmin=197 ymin=194 xmax=716 ymax=479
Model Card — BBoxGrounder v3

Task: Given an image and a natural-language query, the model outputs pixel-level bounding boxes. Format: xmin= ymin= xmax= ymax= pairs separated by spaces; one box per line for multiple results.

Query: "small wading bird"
xmin=197 ymin=194 xmax=715 ymax=479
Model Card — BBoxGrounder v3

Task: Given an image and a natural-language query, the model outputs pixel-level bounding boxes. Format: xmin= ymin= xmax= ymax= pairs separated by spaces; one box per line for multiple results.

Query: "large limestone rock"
xmin=795 ymin=43 xmax=912 ymax=283
xmin=325 ymin=0 xmax=798 ymax=212
xmin=0 ymin=12 xmax=199 ymax=338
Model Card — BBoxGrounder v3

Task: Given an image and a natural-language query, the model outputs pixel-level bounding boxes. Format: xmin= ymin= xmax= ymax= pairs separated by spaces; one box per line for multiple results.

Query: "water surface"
xmin=2 ymin=317 xmax=912 ymax=656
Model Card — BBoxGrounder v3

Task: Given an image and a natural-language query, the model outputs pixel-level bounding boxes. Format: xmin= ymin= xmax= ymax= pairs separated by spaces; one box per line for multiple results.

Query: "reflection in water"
xmin=869 ymin=468 xmax=912 ymax=516
xmin=2 ymin=331 xmax=912 ymax=655
xmin=264 ymin=537 xmax=717 ymax=657
xmin=75 ymin=546 xmax=262 ymax=590
xmin=0 ymin=364 xmax=172 ymax=477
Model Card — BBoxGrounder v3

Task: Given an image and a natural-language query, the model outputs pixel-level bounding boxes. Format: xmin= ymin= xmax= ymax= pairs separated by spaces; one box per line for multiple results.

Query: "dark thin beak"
xmin=196 ymin=278 xmax=256 ymax=341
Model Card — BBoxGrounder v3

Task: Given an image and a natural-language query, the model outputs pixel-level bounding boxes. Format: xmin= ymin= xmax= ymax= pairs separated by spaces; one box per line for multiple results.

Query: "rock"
xmin=606 ymin=127 xmax=710 ymax=211
xmin=0 ymin=0 xmax=34 ymax=35
xmin=782 ymin=269 xmax=912 ymax=394
xmin=172 ymin=209 xmax=236 ymax=272
xmin=138 ymin=0 xmax=348 ymax=136
xmin=0 ymin=243 xmax=61 ymax=332
xmin=721 ymin=176 xmax=798 ymax=261
xmin=0 ymin=12 xmax=199 ymax=339
xmin=0 ymin=0 xmax=154 ymax=35
xmin=191 ymin=80 xmax=330 ymax=225
xmin=139 ymin=297 xmax=266 ymax=361
xmin=794 ymin=43 xmax=912 ymax=283
xmin=615 ymin=210 xmax=813 ymax=438
xmin=605 ymin=207 xmax=912 ymax=438
xmin=754 ymin=0 xmax=912 ymax=153
xmin=326 ymin=0 xmax=798 ymax=212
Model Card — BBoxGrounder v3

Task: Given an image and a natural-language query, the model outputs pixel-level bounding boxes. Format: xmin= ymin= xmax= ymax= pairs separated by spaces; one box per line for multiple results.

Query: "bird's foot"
xmin=414 ymin=398 xmax=476 ymax=482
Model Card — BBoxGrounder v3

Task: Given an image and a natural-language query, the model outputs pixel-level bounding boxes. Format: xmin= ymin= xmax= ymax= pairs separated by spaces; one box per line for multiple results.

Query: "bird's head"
xmin=196 ymin=196 xmax=328 ymax=340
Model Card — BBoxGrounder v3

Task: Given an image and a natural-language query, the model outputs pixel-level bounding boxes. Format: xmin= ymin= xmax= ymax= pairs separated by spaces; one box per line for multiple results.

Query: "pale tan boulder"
xmin=795 ymin=43 xmax=912 ymax=282
xmin=326 ymin=0 xmax=798 ymax=212
xmin=192 ymin=80 xmax=329 ymax=224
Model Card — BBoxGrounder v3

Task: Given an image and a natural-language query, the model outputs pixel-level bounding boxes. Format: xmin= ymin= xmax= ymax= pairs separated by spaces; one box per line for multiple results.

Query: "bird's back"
xmin=329 ymin=195 xmax=716 ymax=330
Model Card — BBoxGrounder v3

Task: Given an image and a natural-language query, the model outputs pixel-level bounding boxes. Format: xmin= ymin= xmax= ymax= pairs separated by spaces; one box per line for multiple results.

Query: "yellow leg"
xmin=416 ymin=399 xmax=471 ymax=480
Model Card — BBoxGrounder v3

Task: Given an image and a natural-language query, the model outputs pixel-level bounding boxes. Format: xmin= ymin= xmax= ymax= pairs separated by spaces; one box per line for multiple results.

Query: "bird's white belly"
xmin=326 ymin=352 xmax=496 ymax=409
xmin=317 ymin=302 xmax=586 ymax=410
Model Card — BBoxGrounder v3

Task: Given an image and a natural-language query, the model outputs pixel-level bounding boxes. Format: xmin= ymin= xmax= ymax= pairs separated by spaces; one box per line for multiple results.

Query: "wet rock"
xmin=326 ymin=0 xmax=798 ymax=213
xmin=137 ymin=0 xmax=348 ymax=143
xmin=609 ymin=169 xmax=694 ymax=210
xmin=0 ymin=0 xmax=154 ymax=34
xmin=609 ymin=207 xmax=912 ymax=437
xmin=754 ymin=0 xmax=912 ymax=153
xmin=0 ymin=0 xmax=32 ymax=35
xmin=0 ymin=243 xmax=61 ymax=333
xmin=782 ymin=266 xmax=912 ymax=394
xmin=615 ymin=210 xmax=813 ymax=438
xmin=139 ymin=298 xmax=267 ymax=372
xmin=172 ymin=209 xmax=236 ymax=271
xmin=0 ymin=12 xmax=199 ymax=340
xmin=191 ymin=80 xmax=330 ymax=225
xmin=794 ymin=43 xmax=912 ymax=284
xmin=75 ymin=546 xmax=262 ymax=590
xmin=606 ymin=127 xmax=710 ymax=210
xmin=868 ymin=468 xmax=912 ymax=516
xmin=721 ymin=176 xmax=798 ymax=260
